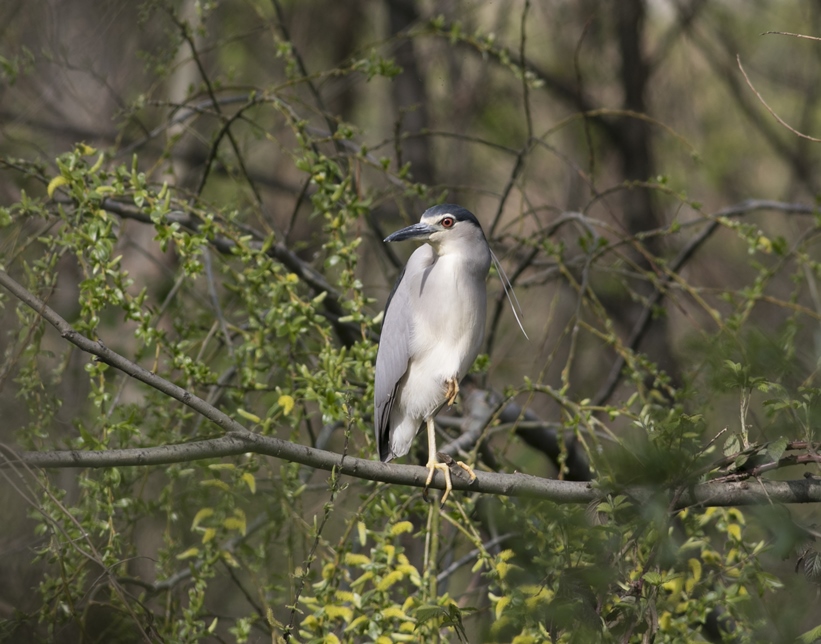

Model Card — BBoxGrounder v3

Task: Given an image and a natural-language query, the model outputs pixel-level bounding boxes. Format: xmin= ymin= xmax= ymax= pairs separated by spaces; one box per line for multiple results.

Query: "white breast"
xmin=388 ymin=251 xmax=488 ymax=457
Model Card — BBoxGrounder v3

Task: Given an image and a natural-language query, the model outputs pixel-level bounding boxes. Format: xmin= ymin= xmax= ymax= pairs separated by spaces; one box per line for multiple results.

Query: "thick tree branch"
xmin=6 ymin=435 xmax=594 ymax=502
xmin=7 ymin=437 xmax=821 ymax=508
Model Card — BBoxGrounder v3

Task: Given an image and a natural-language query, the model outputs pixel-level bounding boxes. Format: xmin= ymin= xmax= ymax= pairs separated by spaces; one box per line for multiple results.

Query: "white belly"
xmin=388 ymin=254 xmax=486 ymax=457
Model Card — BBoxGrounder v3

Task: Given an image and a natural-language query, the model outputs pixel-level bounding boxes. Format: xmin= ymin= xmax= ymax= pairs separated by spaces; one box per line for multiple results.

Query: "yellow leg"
xmin=444 ymin=377 xmax=459 ymax=407
xmin=442 ymin=378 xmax=476 ymax=481
xmin=423 ymin=417 xmax=453 ymax=505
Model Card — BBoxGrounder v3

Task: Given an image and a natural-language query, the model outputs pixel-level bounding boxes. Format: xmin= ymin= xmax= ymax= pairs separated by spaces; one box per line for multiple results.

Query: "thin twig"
xmin=519 ymin=0 xmax=533 ymax=139
xmin=284 ymin=426 xmax=349 ymax=641
xmin=592 ymin=199 xmax=818 ymax=406
xmin=737 ymin=55 xmax=821 ymax=143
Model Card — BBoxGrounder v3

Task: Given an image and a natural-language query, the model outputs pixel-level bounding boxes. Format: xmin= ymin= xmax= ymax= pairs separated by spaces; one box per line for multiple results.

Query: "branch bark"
xmin=7 ymin=437 xmax=821 ymax=508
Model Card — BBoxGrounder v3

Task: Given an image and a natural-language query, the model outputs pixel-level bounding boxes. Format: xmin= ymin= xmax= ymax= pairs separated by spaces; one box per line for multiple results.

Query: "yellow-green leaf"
xmin=325 ymin=605 xmax=353 ymax=622
xmin=322 ymin=563 xmax=336 ymax=580
xmin=223 ymin=516 xmax=247 ymax=536
xmin=242 ymin=472 xmax=256 ymax=494
xmin=221 ymin=551 xmax=240 ymax=567
xmin=397 ymin=564 xmax=419 ymax=578
xmin=688 ymin=558 xmax=702 ymax=583
xmin=237 ymin=408 xmax=261 ymax=424
xmin=496 ymin=560 xmax=520 ymax=580
xmin=390 ymin=521 xmax=414 ymax=536
xmin=200 ymin=479 xmax=230 ymax=491
xmin=89 ymin=153 xmax=105 ymax=173
xmin=662 ymin=575 xmax=684 ymax=595
xmin=176 ymin=547 xmax=200 ymax=560
xmin=335 ymin=590 xmax=354 ymax=603
xmin=344 ymin=553 xmax=370 ymax=567
xmin=511 ymin=636 xmax=536 ymax=644
xmin=346 ymin=615 xmax=369 ymax=632
xmin=350 ymin=571 xmax=373 ymax=588
xmin=524 ymin=586 xmax=553 ymax=609
xmin=278 ymin=394 xmax=295 ymax=415
xmin=381 ymin=606 xmax=408 ymax=620
xmin=495 ymin=595 xmax=511 ymax=620
xmin=191 ymin=507 xmax=214 ymax=529
xmin=47 ymin=176 xmax=68 ymax=198
xmin=377 ymin=570 xmax=404 ymax=591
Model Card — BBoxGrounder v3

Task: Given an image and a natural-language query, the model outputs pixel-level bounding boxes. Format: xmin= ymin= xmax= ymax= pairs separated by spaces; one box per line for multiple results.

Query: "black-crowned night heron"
xmin=374 ymin=204 xmax=490 ymax=504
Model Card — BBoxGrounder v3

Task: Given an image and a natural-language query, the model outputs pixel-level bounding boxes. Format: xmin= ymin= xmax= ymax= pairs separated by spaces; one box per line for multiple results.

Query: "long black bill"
xmin=384 ymin=222 xmax=436 ymax=243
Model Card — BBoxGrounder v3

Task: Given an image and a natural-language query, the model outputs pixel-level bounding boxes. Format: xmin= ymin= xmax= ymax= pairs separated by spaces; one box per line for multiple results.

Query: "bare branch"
xmin=7 ymin=438 xmax=821 ymax=508
xmin=7 ymin=434 xmax=595 ymax=503
xmin=737 ymin=55 xmax=821 ymax=143
xmin=763 ymin=30 xmax=821 ymax=43
xmin=593 ymin=199 xmax=818 ymax=405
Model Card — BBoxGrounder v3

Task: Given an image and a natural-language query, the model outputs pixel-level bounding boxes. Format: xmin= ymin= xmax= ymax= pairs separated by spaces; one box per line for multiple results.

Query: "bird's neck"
xmin=431 ymin=241 xmax=490 ymax=276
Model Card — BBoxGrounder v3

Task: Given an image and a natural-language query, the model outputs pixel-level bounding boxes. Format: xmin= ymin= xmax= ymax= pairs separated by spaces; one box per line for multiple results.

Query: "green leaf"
xmin=797 ymin=624 xmax=821 ymax=644
xmin=415 ymin=604 xmax=449 ymax=622
xmin=803 ymin=551 xmax=821 ymax=584
xmin=643 ymin=571 xmax=663 ymax=585
xmin=723 ymin=434 xmax=741 ymax=457
xmin=766 ymin=437 xmax=788 ymax=463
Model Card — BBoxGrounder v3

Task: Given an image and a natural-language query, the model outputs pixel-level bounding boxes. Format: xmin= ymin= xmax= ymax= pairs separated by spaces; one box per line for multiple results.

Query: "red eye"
xmin=441 ymin=217 xmax=454 ymax=228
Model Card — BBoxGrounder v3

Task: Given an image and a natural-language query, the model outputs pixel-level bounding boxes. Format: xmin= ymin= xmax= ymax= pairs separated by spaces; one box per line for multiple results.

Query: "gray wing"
xmin=374 ymin=245 xmax=434 ymax=461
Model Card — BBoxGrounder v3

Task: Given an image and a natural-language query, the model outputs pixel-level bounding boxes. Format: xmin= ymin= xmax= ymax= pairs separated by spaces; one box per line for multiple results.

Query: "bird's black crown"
xmin=422 ymin=203 xmax=483 ymax=230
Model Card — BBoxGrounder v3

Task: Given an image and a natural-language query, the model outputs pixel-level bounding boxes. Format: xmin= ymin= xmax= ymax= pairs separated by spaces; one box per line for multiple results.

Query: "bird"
xmin=374 ymin=204 xmax=491 ymax=504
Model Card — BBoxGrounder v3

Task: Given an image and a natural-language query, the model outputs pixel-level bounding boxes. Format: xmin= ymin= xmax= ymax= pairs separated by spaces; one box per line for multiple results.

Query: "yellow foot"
xmin=455 ymin=460 xmax=477 ymax=483
xmin=424 ymin=459 xmax=453 ymax=506
xmin=444 ymin=377 xmax=459 ymax=407
xmin=422 ymin=454 xmax=477 ymax=506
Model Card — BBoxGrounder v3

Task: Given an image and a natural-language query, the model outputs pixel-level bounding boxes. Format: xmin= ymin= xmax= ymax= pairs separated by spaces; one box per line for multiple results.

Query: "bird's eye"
xmin=441 ymin=217 xmax=455 ymax=228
